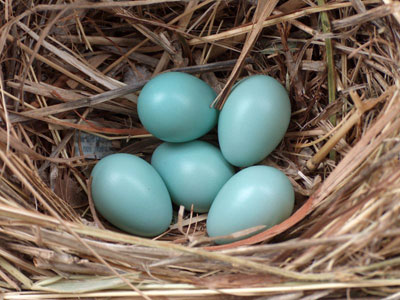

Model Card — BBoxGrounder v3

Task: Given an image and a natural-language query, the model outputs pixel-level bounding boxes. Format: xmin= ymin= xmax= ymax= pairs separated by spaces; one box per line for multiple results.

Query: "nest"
xmin=0 ymin=0 xmax=400 ymax=299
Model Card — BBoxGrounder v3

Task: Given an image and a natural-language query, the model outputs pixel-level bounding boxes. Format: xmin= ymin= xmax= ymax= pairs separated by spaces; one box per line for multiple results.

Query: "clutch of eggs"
xmin=90 ymin=72 xmax=294 ymax=242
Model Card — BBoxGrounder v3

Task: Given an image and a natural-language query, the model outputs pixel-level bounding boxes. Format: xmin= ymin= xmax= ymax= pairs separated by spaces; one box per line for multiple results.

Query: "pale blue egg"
xmin=91 ymin=153 xmax=172 ymax=237
xmin=218 ymin=75 xmax=291 ymax=167
xmin=151 ymin=140 xmax=235 ymax=213
xmin=138 ymin=72 xmax=218 ymax=143
xmin=206 ymin=166 xmax=294 ymax=244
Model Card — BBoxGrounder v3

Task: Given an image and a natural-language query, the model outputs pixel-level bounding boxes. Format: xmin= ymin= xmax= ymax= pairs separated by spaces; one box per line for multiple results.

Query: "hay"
xmin=0 ymin=0 xmax=399 ymax=298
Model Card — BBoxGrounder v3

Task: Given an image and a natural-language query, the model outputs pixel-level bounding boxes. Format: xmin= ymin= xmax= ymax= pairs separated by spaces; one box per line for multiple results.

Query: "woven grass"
xmin=0 ymin=0 xmax=400 ymax=299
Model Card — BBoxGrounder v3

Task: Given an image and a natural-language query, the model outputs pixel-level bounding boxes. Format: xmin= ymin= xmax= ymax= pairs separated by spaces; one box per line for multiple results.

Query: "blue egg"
xmin=218 ymin=75 xmax=291 ymax=167
xmin=151 ymin=140 xmax=235 ymax=213
xmin=91 ymin=153 xmax=172 ymax=237
xmin=206 ymin=166 xmax=294 ymax=244
xmin=138 ymin=72 xmax=218 ymax=143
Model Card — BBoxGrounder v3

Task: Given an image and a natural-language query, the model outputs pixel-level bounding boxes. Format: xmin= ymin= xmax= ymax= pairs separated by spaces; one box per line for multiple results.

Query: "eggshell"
xmin=91 ymin=153 xmax=172 ymax=237
xmin=218 ymin=75 xmax=291 ymax=167
xmin=138 ymin=72 xmax=218 ymax=142
xmin=151 ymin=140 xmax=235 ymax=213
xmin=206 ymin=165 xmax=294 ymax=244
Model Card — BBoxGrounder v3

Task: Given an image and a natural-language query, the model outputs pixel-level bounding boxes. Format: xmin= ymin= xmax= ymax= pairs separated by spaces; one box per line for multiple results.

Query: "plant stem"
xmin=318 ymin=0 xmax=337 ymax=161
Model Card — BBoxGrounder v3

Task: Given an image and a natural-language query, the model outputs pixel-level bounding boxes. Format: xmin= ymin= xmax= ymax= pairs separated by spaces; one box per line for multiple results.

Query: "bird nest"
xmin=0 ymin=1 xmax=400 ymax=299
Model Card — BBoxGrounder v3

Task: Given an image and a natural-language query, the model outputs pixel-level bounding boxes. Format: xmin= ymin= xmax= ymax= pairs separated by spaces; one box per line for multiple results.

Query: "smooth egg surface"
xmin=206 ymin=165 xmax=294 ymax=244
xmin=138 ymin=72 xmax=218 ymax=143
xmin=218 ymin=75 xmax=291 ymax=167
xmin=151 ymin=140 xmax=235 ymax=213
xmin=91 ymin=153 xmax=172 ymax=237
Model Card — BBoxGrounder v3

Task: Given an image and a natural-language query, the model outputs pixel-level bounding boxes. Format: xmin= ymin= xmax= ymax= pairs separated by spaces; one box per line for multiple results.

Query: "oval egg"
xmin=91 ymin=153 xmax=172 ymax=237
xmin=206 ymin=166 xmax=294 ymax=244
xmin=151 ymin=140 xmax=235 ymax=213
xmin=138 ymin=72 xmax=218 ymax=143
xmin=218 ymin=75 xmax=291 ymax=167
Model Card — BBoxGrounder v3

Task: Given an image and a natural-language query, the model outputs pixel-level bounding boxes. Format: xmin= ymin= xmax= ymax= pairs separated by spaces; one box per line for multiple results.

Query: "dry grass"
xmin=0 ymin=0 xmax=400 ymax=299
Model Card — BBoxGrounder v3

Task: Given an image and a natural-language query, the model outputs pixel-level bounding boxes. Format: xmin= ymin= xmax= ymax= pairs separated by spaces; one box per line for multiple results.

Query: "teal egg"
xmin=206 ymin=166 xmax=294 ymax=244
xmin=91 ymin=153 xmax=172 ymax=237
xmin=151 ymin=140 xmax=235 ymax=213
xmin=218 ymin=75 xmax=291 ymax=167
xmin=138 ymin=72 xmax=218 ymax=143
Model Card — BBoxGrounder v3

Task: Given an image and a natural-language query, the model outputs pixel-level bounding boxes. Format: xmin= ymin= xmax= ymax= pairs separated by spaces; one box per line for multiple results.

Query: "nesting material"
xmin=0 ymin=1 xmax=400 ymax=299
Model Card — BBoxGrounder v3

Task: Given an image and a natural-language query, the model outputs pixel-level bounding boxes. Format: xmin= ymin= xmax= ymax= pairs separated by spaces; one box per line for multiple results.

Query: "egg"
xmin=206 ymin=166 xmax=294 ymax=244
xmin=151 ymin=140 xmax=235 ymax=213
xmin=218 ymin=75 xmax=291 ymax=167
xmin=138 ymin=72 xmax=218 ymax=143
xmin=91 ymin=153 xmax=172 ymax=237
